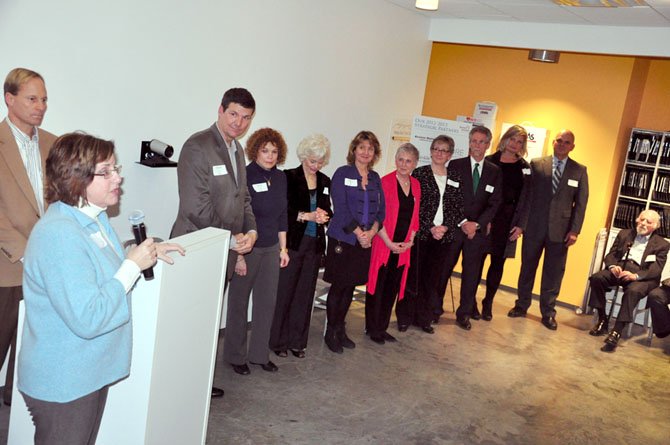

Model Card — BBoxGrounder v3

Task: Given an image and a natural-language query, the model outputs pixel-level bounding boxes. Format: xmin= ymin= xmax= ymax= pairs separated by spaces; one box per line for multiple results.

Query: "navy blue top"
xmin=327 ymin=164 xmax=385 ymax=246
xmin=246 ymin=161 xmax=288 ymax=248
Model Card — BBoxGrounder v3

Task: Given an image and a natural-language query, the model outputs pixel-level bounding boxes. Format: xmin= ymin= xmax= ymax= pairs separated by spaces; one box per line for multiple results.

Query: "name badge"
xmin=485 ymin=184 xmax=495 ymax=193
xmin=447 ymin=179 xmax=459 ymax=188
xmin=522 ymin=168 xmax=531 ymax=175
xmin=252 ymin=182 xmax=269 ymax=192
xmin=323 ymin=187 xmax=329 ymax=195
xmin=646 ymin=254 xmax=656 ymax=262
xmin=345 ymin=178 xmax=358 ymax=187
xmin=213 ymin=165 xmax=228 ymax=176
xmin=568 ymin=179 xmax=578 ymax=187
xmin=90 ymin=232 xmax=107 ymax=249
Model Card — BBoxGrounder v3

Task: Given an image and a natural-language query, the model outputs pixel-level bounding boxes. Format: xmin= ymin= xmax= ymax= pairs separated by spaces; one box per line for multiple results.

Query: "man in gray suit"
xmin=171 ymin=88 xmax=258 ymax=397
xmin=1 ymin=68 xmax=57 ymax=406
xmin=508 ymin=129 xmax=589 ymax=330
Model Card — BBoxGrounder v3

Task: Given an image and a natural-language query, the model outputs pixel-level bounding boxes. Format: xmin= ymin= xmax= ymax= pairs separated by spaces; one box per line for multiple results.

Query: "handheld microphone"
xmin=128 ymin=210 xmax=154 ymax=281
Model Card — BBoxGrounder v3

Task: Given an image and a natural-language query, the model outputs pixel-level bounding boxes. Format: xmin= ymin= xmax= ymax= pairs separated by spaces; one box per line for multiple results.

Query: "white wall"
xmin=428 ymin=18 xmax=670 ymax=58
xmin=0 ymin=0 xmax=431 ymax=239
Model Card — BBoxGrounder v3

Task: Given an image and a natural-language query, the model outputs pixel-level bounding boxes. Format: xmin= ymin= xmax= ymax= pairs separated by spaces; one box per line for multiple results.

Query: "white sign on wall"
xmin=410 ymin=116 xmax=473 ymax=167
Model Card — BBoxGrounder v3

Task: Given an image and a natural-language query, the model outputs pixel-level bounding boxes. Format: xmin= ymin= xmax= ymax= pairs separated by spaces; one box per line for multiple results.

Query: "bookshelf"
xmin=613 ymin=128 xmax=670 ymax=237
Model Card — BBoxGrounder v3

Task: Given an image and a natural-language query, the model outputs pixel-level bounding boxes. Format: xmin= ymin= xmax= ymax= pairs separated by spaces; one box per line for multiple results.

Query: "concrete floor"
xmin=2 ymin=281 xmax=669 ymax=445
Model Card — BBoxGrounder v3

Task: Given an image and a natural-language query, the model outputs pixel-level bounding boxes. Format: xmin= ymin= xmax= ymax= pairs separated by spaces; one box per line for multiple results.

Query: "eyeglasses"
xmin=431 ymin=148 xmax=450 ymax=154
xmin=93 ymin=165 xmax=122 ymax=179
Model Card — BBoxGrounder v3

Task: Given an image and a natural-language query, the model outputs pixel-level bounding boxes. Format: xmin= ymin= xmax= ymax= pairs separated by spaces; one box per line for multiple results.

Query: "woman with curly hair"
xmin=223 ymin=128 xmax=289 ymax=375
xmin=269 ymin=134 xmax=332 ymax=359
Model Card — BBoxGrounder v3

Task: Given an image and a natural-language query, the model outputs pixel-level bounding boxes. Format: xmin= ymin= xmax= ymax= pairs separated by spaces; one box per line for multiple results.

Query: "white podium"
xmin=9 ymin=227 xmax=230 ymax=445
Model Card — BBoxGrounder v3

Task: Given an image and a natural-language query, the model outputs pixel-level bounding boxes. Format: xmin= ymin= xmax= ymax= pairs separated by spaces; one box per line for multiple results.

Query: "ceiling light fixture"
xmin=528 ymin=49 xmax=560 ymax=63
xmin=416 ymin=0 xmax=439 ymax=11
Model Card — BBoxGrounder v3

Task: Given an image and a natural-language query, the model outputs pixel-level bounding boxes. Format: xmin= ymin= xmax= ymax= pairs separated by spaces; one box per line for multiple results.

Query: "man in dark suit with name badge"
xmin=171 ymin=88 xmax=258 ymax=397
xmin=441 ymin=126 xmax=502 ymax=331
xmin=509 ymin=129 xmax=589 ymax=330
xmin=587 ymin=209 xmax=669 ymax=352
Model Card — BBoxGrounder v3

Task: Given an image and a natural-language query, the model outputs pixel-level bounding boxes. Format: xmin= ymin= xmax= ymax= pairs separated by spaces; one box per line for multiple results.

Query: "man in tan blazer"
xmin=0 ymin=68 xmax=57 ymax=406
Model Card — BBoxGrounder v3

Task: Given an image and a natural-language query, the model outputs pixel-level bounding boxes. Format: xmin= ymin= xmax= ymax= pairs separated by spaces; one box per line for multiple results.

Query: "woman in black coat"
xmin=269 ymin=134 xmax=332 ymax=358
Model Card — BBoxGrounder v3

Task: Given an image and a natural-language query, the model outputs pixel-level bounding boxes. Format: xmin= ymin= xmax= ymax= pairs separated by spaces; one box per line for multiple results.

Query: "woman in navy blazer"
xmin=269 ymin=134 xmax=332 ymax=358
xmin=323 ymin=131 xmax=385 ymax=353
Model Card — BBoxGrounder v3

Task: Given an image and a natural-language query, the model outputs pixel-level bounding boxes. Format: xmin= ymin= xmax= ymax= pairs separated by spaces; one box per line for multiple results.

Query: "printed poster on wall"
xmin=500 ymin=122 xmax=548 ymax=161
xmin=410 ymin=116 xmax=472 ymax=167
xmin=384 ymin=118 xmax=412 ymax=174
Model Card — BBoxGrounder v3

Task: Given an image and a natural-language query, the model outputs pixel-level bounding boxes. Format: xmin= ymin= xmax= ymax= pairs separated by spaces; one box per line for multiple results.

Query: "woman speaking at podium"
xmin=17 ymin=133 xmax=183 ymax=444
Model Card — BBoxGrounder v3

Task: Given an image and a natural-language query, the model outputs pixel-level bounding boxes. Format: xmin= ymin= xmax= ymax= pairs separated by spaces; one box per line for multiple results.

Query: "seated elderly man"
xmin=588 ymin=209 xmax=669 ymax=352
xmin=647 ymin=280 xmax=670 ymax=339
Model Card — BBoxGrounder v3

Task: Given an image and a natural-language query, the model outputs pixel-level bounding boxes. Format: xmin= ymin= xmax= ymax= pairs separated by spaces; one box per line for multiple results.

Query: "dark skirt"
xmin=323 ymin=237 xmax=371 ymax=286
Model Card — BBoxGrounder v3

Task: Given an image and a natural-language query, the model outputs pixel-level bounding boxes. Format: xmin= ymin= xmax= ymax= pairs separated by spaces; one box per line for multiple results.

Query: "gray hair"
xmin=296 ymin=133 xmax=331 ymax=166
xmin=396 ymin=142 xmax=419 ymax=161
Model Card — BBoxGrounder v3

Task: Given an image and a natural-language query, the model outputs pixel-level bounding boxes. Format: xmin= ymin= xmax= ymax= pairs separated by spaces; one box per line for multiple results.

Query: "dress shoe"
xmin=397 ymin=324 xmax=409 ymax=332
xmin=541 ymin=316 xmax=558 ymax=331
xmin=339 ymin=331 xmax=356 ymax=349
xmin=211 ymin=386 xmax=224 ymax=398
xmin=601 ymin=331 xmax=621 ymax=352
xmin=324 ymin=330 xmax=343 ymax=354
xmin=431 ymin=315 xmax=440 ymax=324
xmin=290 ymin=349 xmax=306 ymax=358
xmin=273 ymin=350 xmax=288 ymax=358
xmin=250 ymin=361 xmax=279 ymax=372
xmin=382 ymin=332 xmax=397 ymax=342
xmin=482 ymin=311 xmax=492 ymax=321
xmin=589 ymin=319 xmax=608 ymax=336
xmin=421 ymin=325 xmax=435 ymax=334
xmin=471 ymin=307 xmax=481 ymax=320
xmin=369 ymin=334 xmax=385 ymax=345
xmin=456 ymin=317 xmax=472 ymax=331
xmin=656 ymin=330 xmax=670 ymax=339
xmin=232 ymin=363 xmax=250 ymax=375
xmin=507 ymin=306 xmax=527 ymax=318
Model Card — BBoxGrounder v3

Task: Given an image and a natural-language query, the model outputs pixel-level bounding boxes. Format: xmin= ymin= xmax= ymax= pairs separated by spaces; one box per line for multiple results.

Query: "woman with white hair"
xmin=269 ymin=134 xmax=332 ymax=358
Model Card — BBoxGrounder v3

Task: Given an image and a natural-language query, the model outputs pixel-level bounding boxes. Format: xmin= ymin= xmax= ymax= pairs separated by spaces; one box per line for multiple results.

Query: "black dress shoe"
xmin=398 ymin=324 xmax=409 ymax=332
xmin=541 ymin=316 xmax=558 ymax=330
xmin=369 ymin=334 xmax=385 ymax=345
xmin=250 ymin=361 xmax=279 ymax=372
xmin=324 ymin=331 xmax=343 ymax=354
xmin=382 ymin=332 xmax=397 ymax=342
xmin=471 ymin=307 xmax=481 ymax=320
xmin=232 ymin=363 xmax=251 ymax=375
xmin=656 ymin=330 xmax=670 ymax=339
xmin=482 ymin=311 xmax=492 ymax=321
xmin=507 ymin=307 xmax=527 ymax=318
xmin=431 ymin=315 xmax=440 ymax=324
xmin=421 ymin=325 xmax=435 ymax=334
xmin=589 ymin=319 xmax=608 ymax=336
xmin=601 ymin=331 xmax=621 ymax=352
xmin=273 ymin=350 xmax=288 ymax=357
xmin=211 ymin=386 xmax=224 ymax=398
xmin=339 ymin=332 xmax=356 ymax=349
xmin=289 ymin=349 xmax=306 ymax=358
xmin=456 ymin=317 xmax=471 ymax=331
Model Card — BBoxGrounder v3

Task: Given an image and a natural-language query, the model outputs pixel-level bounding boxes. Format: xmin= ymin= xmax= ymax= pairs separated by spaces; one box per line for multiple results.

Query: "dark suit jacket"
xmin=604 ymin=229 xmax=669 ymax=283
xmin=522 ymin=155 xmax=589 ymax=243
xmin=284 ymin=165 xmax=332 ymax=254
xmin=171 ymin=123 xmax=256 ymax=277
xmin=448 ymin=156 xmax=502 ymax=230
xmin=0 ymin=119 xmax=57 ymax=286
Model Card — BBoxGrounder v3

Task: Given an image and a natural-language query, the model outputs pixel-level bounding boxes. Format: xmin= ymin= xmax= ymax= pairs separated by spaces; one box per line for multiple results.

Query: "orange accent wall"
xmin=423 ymin=43 xmax=670 ymax=308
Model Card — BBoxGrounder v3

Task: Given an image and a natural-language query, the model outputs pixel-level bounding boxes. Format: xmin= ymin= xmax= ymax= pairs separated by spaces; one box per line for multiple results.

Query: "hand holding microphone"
xmin=129 ymin=210 xmax=155 ymax=280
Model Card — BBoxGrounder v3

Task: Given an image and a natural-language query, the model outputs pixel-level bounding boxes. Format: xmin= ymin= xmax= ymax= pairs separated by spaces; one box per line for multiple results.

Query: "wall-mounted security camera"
xmin=139 ymin=139 xmax=177 ymax=167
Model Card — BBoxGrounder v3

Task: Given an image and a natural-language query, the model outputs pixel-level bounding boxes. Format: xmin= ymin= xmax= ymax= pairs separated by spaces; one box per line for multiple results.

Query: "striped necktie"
xmin=552 ymin=160 xmax=563 ymax=194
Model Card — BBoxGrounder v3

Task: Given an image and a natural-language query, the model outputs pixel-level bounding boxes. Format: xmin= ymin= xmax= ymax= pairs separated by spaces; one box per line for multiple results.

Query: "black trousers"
xmin=648 ymin=286 xmax=670 ymax=335
xmin=443 ymin=231 xmax=488 ymax=321
xmin=0 ymin=286 xmax=21 ymax=404
xmin=396 ymin=238 xmax=448 ymax=326
xmin=270 ymin=236 xmax=320 ymax=351
xmin=366 ymin=254 xmax=404 ymax=335
xmin=588 ymin=267 xmax=657 ymax=323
